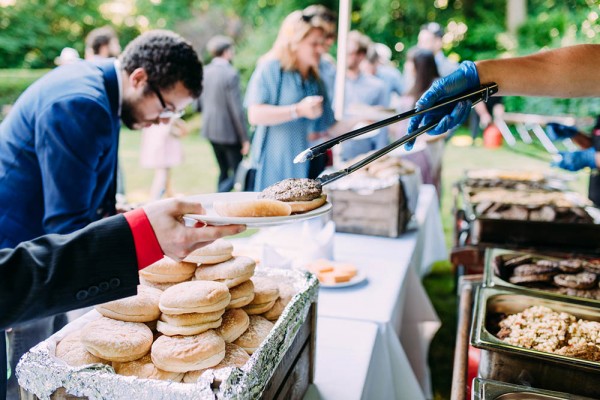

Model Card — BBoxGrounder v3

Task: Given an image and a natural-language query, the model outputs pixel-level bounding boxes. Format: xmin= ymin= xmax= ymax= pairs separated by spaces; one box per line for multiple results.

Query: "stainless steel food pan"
xmin=471 ymin=286 xmax=600 ymax=398
xmin=482 ymin=248 xmax=600 ymax=307
xmin=471 ymin=378 xmax=595 ymax=400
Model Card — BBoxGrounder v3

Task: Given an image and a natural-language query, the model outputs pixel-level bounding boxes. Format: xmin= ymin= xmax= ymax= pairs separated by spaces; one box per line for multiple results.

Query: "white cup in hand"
xmin=298 ymin=95 xmax=324 ymax=120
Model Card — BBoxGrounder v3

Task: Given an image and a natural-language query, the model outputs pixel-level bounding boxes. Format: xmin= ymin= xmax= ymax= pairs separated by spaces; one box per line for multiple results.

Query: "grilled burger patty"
xmin=259 ymin=178 xmax=322 ymax=202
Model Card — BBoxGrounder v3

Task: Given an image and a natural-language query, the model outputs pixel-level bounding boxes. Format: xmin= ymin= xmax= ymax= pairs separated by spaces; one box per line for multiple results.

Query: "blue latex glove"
xmin=405 ymin=61 xmax=480 ymax=150
xmin=545 ymin=123 xmax=579 ymax=141
xmin=552 ymin=148 xmax=598 ymax=172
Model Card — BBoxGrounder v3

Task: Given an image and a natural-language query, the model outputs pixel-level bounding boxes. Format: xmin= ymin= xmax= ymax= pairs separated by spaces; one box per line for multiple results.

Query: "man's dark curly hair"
xmin=120 ymin=30 xmax=203 ymax=98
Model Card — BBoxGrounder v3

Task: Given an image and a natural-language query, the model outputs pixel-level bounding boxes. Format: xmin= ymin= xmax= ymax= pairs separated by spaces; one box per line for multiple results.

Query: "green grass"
xmin=119 ymin=122 xmax=590 ymax=400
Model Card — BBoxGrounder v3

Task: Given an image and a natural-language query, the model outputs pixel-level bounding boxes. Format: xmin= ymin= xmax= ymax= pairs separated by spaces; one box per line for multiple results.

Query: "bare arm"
xmin=477 ymin=44 xmax=600 ymax=97
xmin=248 ymin=96 xmax=325 ymax=126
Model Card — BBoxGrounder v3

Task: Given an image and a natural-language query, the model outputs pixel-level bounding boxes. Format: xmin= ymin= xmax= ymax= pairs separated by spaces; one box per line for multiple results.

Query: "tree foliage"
xmin=2 ymin=0 xmax=600 ymax=115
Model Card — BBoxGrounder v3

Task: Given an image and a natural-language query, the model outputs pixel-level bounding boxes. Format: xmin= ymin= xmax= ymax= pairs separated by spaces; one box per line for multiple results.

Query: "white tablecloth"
xmin=305 ymin=184 xmax=444 ymax=400
xmin=235 ymin=184 xmax=446 ymax=400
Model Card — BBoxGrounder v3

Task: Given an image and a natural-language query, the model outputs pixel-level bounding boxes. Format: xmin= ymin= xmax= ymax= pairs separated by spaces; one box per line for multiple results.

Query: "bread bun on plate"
xmin=213 ymin=199 xmax=291 ymax=217
xmin=259 ymin=178 xmax=326 ymax=213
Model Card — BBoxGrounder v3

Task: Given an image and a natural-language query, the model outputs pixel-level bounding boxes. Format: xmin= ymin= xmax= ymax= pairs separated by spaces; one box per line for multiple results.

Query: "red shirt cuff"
xmin=123 ymin=208 xmax=164 ymax=270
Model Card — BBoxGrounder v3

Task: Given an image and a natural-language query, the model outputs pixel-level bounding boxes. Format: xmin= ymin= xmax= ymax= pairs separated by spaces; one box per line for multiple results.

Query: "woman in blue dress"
xmin=245 ymin=10 xmax=337 ymax=191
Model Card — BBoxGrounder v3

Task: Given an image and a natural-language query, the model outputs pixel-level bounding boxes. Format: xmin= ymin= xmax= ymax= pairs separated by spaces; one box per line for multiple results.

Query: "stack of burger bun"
xmin=214 ymin=178 xmax=327 ymax=217
xmin=60 ymin=239 xmax=299 ymax=384
xmin=139 ymin=257 xmax=196 ymax=291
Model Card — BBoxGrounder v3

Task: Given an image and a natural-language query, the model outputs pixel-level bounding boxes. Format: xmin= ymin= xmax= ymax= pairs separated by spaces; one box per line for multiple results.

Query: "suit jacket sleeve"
xmin=225 ymin=71 xmax=249 ymax=143
xmin=0 ymin=214 xmax=139 ymax=330
xmin=36 ymin=95 xmax=115 ymax=235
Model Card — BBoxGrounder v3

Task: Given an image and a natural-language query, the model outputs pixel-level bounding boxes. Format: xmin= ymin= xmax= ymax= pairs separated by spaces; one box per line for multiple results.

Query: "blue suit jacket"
xmin=0 ymin=60 xmax=120 ymax=247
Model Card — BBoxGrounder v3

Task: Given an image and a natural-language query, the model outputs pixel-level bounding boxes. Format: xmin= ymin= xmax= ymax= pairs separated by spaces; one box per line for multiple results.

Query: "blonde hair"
xmin=262 ymin=10 xmax=325 ymax=77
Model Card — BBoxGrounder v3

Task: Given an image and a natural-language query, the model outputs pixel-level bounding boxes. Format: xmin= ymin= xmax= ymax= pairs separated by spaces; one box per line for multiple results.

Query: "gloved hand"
xmin=552 ymin=148 xmax=598 ymax=172
xmin=545 ymin=123 xmax=579 ymax=141
xmin=405 ymin=61 xmax=480 ymax=150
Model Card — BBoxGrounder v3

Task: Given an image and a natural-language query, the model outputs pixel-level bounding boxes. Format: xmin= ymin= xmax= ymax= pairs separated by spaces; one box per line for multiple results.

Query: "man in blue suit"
xmin=0 ymin=29 xmax=203 ymax=399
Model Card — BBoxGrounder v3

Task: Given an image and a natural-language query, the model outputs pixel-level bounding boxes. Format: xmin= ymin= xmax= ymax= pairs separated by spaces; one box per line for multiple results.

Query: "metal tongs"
xmin=294 ymin=83 xmax=499 ymax=186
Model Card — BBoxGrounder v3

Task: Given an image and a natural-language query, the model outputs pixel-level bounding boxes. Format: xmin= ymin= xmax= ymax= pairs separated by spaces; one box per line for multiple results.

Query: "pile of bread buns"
xmin=56 ymin=239 xmax=297 ymax=384
xmin=307 ymin=259 xmax=358 ymax=285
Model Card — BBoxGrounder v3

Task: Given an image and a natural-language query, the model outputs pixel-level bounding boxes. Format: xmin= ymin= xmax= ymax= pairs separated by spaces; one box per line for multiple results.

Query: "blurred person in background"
xmin=0 ymin=30 xmax=202 ymax=399
xmin=199 ymin=35 xmax=249 ymax=192
xmin=396 ymin=47 xmax=444 ymax=197
xmin=361 ymin=43 xmax=404 ymax=109
xmin=338 ymin=31 xmax=387 ymax=161
xmin=547 ymin=117 xmax=600 ymax=207
xmin=417 ymin=22 xmax=458 ymax=78
xmin=85 ymin=26 xmax=121 ymax=61
xmin=139 ymin=117 xmax=188 ymax=200
xmin=54 ymin=47 xmax=80 ymax=66
xmin=305 ymin=4 xmax=338 ymax=105
xmin=84 ymin=25 xmax=127 ymax=203
xmin=245 ymin=10 xmax=335 ymax=190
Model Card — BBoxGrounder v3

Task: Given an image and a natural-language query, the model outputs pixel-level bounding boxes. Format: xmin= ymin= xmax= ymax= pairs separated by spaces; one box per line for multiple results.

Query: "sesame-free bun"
xmin=243 ymin=277 xmax=279 ymax=315
xmin=151 ymin=330 xmax=225 ymax=373
xmin=183 ymin=239 xmax=234 ymax=265
xmin=113 ymin=353 xmax=184 ymax=382
xmin=215 ymin=309 xmax=250 ymax=343
xmin=139 ymin=276 xmax=182 ymax=291
xmin=195 ymin=256 xmax=256 ymax=288
xmin=139 ymin=257 xmax=197 ymax=283
xmin=227 ymin=280 xmax=255 ymax=309
xmin=213 ymin=199 xmax=291 ymax=217
xmin=159 ymin=309 xmax=225 ymax=327
xmin=183 ymin=343 xmax=249 ymax=383
xmin=95 ymin=285 xmax=162 ymax=322
xmin=159 ymin=281 xmax=231 ymax=315
xmin=233 ymin=316 xmax=274 ymax=355
xmin=156 ymin=318 xmax=222 ymax=336
xmin=262 ymin=283 xmax=296 ymax=321
xmin=287 ymin=194 xmax=327 ymax=213
xmin=81 ymin=317 xmax=153 ymax=362
xmin=55 ymin=330 xmax=110 ymax=367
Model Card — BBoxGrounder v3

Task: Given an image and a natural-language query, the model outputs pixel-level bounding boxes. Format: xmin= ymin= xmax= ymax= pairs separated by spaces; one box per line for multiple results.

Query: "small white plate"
xmin=319 ymin=271 xmax=367 ymax=288
xmin=184 ymin=192 xmax=332 ymax=228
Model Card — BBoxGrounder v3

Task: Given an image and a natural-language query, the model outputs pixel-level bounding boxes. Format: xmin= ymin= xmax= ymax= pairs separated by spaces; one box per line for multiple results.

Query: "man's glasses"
xmin=149 ymin=84 xmax=184 ymax=119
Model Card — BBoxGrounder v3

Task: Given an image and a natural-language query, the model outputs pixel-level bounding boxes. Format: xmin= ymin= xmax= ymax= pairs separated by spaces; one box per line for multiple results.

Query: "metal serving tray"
xmin=457 ymin=182 xmax=600 ymax=252
xmin=483 ymin=248 xmax=600 ymax=306
xmin=472 ymin=378 xmax=595 ymax=400
xmin=471 ymin=286 xmax=600 ymax=398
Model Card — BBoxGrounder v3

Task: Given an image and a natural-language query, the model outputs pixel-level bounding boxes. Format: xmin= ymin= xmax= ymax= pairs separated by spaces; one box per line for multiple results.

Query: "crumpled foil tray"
xmin=17 ymin=268 xmax=318 ymax=400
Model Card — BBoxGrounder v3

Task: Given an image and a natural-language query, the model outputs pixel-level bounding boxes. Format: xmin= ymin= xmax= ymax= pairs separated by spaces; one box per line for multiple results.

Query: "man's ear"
xmin=129 ymin=68 xmax=148 ymax=89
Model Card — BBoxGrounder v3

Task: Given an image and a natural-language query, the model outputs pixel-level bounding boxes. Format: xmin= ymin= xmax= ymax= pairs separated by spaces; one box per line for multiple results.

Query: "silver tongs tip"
xmin=293 ymin=148 xmax=314 ymax=164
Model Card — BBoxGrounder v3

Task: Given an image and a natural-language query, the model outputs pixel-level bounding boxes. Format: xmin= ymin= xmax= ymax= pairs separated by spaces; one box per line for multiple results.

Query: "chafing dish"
xmin=455 ymin=180 xmax=600 ymax=252
xmin=471 ymin=286 xmax=600 ymax=398
xmin=472 ymin=378 xmax=595 ymax=400
xmin=483 ymin=248 xmax=600 ymax=306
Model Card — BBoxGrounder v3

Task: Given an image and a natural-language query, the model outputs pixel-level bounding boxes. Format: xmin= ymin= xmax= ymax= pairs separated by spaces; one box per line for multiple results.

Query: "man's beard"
xmin=121 ymin=98 xmax=143 ymax=130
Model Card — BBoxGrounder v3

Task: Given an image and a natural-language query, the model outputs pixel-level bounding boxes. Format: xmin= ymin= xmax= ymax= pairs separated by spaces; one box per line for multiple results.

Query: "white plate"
xmin=319 ymin=271 xmax=367 ymax=288
xmin=184 ymin=192 xmax=332 ymax=227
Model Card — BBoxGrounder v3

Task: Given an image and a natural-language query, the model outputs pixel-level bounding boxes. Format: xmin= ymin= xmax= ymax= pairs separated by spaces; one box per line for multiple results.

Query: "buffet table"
xmin=306 ymin=184 xmax=446 ymax=400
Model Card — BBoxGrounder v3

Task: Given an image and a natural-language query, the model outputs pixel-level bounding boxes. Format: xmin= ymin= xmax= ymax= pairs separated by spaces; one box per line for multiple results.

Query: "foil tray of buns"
xmin=471 ymin=286 xmax=600 ymax=398
xmin=17 ymin=268 xmax=318 ymax=400
xmin=484 ymin=248 xmax=600 ymax=304
xmin=471 ymin=378 xmax=595 ymax=400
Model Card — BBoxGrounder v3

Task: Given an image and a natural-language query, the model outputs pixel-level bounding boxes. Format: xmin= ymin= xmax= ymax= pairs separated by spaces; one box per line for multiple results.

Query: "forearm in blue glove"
xmin=405 ymin=61 xmax=480 ymax=150
xmin=545 ymin=123 xmax=579 ymax=141
xmin=552 ymin=148 xmax=598 ymax=172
